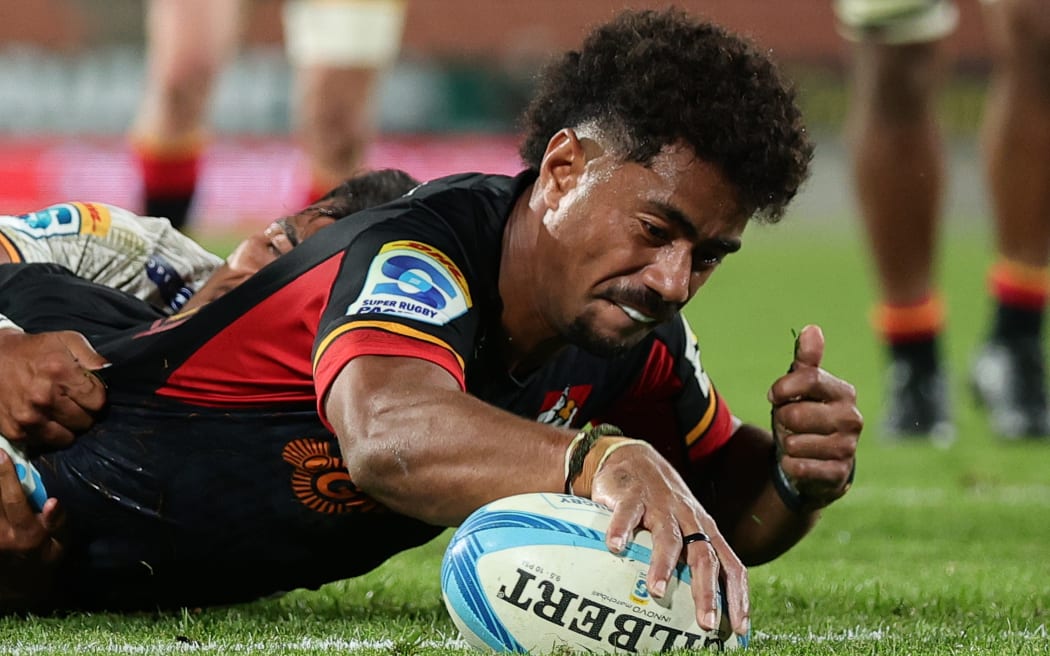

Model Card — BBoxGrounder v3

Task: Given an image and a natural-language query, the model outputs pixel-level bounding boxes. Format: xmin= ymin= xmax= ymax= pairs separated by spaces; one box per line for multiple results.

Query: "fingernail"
xmin=609 ymin=536 xmax=624 ymax=553
xmin=741 ymin=618 xmax=751 ymax=636
xmin=651 ymin=580 xmax=666 ymax=598
xmin=767 ymin=389 xmax=774 ymax=403
xmin=703 ymin=610 xmax=718 ymax=629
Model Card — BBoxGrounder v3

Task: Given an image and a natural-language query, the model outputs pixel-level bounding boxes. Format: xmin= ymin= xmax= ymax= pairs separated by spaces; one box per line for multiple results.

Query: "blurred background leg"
xmin=129 ymin=0 xmax=243 ymax=230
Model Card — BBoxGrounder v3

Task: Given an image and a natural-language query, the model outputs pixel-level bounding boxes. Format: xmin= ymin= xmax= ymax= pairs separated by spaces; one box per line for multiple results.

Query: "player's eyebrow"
xmin=646 ymin=201 xmax=742 ymax=253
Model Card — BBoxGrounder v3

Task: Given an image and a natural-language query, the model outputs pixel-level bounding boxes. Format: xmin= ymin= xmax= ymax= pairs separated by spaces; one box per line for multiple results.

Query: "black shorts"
xmin=35 ymin=395 xmax=440 ymax=610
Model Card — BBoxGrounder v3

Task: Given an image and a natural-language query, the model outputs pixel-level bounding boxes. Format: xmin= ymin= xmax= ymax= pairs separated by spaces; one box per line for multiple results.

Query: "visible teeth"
xmin=618 ymin=304 xmax=655 ymax=323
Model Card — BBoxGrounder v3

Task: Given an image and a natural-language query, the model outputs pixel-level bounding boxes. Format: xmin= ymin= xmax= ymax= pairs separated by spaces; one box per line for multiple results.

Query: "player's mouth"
xmin=616 ymin=303 xmax=657 ymax=324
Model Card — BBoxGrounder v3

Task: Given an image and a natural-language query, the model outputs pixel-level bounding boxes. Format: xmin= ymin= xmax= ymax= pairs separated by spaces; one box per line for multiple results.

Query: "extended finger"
xmin=682 ymin=531 xmax=721 ymax=632
xmin=644 ymin=519 xmax=687 ymax=601
xmin=600 ymin=492 xmax=645 ymax=555
xmin=717 ymin=541 xmax=750 ymax=638
xmin=694 ymin=528 xmax=749 ymax=637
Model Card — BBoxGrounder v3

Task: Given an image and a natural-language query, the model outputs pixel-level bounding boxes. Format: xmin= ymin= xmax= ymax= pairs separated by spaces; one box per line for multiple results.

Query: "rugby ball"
xmin=441 ymin=493 xmax=745 ymax=653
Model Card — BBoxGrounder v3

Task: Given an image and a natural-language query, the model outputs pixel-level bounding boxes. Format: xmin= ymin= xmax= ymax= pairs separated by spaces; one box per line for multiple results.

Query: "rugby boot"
xmin=971 ymin=336 xmax=1050 ymax=439
xmin=882 ymin=357 xmax=955 ymax=446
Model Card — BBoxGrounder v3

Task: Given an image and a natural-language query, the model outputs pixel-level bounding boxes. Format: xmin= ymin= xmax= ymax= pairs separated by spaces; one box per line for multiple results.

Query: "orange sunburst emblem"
xmin=281 ymin=438 xmax=379 ymax=514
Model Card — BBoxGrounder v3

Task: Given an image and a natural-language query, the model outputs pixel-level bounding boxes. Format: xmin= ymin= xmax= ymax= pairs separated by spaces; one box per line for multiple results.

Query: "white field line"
xmin=846 ymin=484 xmax=1050 ymax=507
xmin=3 ymin=628 xmax=1048 ymax=654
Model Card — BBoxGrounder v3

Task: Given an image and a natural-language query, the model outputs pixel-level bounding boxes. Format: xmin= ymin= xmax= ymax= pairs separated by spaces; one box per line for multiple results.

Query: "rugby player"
xmin=0 ymin=11 xmax=860 ymax=640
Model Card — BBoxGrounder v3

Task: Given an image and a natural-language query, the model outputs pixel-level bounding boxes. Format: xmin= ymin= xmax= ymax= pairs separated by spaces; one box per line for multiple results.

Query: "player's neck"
xmin=497 ymin=190 xmax=567 ymax=375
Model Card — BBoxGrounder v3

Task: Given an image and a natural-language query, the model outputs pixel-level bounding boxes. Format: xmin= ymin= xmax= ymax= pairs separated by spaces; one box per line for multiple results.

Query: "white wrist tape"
xmin=283 ymin=0 xmax=407 ymax=67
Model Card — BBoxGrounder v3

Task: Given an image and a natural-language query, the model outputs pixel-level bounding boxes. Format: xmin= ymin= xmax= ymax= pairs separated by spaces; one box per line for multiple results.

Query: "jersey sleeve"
xmin=0 ymin=202 xmax=222 ymax=313
xmin=312 ymin=218 xmax=482 ymax=425
xmin=599 ymin=315 xmax=741 ymax=466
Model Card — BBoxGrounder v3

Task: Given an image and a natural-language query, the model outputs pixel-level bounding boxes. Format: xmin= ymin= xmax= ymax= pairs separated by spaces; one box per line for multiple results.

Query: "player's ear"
xmin=538 ymin=128 xmax=586 ymax=211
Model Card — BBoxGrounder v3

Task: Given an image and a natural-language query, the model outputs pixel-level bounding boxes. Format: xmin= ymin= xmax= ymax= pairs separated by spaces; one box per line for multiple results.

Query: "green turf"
xmin=2 ymin=225 xmax=1048 ymax=655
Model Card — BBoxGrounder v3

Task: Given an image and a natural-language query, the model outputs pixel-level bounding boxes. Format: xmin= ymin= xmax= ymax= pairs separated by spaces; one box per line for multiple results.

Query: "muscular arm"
xmin=325 ymin=353 xmax=752 ymax=636
xmin=325 ymin=355 xmax=570 ymax=526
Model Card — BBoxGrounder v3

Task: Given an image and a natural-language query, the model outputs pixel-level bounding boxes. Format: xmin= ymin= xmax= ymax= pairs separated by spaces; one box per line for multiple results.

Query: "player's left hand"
xmin=767 ymin=324 xmax=862 ymax=510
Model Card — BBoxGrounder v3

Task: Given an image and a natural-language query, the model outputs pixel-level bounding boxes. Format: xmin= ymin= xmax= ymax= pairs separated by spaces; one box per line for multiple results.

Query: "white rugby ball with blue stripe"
xmin=441 ymin=492 xmax=745 ymax=653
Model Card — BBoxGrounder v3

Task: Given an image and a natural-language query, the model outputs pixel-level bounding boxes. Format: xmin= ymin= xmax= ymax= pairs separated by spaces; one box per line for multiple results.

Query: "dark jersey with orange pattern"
xmin=1 ymin=172 xmax=738 ymax=610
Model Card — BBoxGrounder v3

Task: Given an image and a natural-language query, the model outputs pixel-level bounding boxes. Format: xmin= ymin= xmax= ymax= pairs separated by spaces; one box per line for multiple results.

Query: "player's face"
xmin=539 ymin=142 xmax=747 ymax=356
xmin=181 ymin=204 xmax=338 ymax=310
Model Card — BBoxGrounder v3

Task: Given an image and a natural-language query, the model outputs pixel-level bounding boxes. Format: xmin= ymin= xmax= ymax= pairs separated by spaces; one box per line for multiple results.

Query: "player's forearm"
xmin=694 ymin=423 xmax=820 ymax=566
xmin=326 ymin=356 xmax=572 ymax=525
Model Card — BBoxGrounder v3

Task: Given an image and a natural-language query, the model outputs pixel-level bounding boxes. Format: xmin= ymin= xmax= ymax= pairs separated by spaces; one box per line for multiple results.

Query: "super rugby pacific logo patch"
xmin=346 ymin=240 xmax=472 ymax=326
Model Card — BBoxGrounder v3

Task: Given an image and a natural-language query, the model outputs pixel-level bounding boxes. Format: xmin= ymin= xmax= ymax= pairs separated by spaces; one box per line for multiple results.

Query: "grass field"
xmin=2 ymin=222 xmax=1048 ymax=655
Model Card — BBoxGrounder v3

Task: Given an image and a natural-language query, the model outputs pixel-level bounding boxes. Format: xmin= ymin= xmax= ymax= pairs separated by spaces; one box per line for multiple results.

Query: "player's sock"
xmin=971 ymin=259 xmax=1050 ymax=438
xmin=131 ymin=134 xmax=205 ymax=231
xmin=874 ymin=294 xmax=945 ymax=354
xmin=987 ymin=258 xmax=1048 ymax=341
xmin=873 ymin=294 xmax=953 ymax=441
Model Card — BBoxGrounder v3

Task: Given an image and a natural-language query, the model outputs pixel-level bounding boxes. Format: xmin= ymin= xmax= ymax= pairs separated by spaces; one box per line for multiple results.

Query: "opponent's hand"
xmin=0 ymin=450 xmax=64 ymax=610
xmin=585 ymin=443 xmax=750 ymax=639
xmin=0 ymin=329 xmax=109 ymax=449
xmin=768 ymin=324 xmax=862 ymax=509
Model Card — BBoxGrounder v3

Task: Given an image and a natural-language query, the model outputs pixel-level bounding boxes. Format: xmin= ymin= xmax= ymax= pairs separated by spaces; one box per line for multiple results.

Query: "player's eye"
xmin=640 ymin=219 xmax=671 ymax=243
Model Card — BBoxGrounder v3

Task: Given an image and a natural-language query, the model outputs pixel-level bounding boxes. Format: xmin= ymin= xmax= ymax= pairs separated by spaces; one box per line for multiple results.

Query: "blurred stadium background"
xmin=0 ymin=0 xmax=994 ymax=236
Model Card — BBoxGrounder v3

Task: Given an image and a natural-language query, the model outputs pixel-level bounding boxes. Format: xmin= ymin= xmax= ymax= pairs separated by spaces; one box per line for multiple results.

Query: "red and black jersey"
xmin=102 ymin=171 xmax=738 ymax=470
xmin=2 ymin=172 xmax=738 ymax=610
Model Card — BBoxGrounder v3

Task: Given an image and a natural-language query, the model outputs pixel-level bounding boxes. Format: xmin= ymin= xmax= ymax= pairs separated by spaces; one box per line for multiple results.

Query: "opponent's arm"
xmin=692 ymin=324 xmax=861 ymax=565
xmin=326 ymin=353 xmax=749 ymax=637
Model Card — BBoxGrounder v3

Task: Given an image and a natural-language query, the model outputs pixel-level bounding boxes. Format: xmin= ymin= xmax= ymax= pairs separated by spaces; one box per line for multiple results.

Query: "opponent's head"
xmin=514 ymin=9 xmax=812 ymax=357
xmin=184 ymin=168 xmax=419 ymax=310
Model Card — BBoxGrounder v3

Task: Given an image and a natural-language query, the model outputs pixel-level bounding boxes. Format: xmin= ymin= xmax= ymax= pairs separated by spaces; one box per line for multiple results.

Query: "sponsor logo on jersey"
xmin=281 ymin=437 xmax=379 ymax=514
xmin=536 ymin=385 xmax=593 ymax=426
xmin=345 ymin=240 xmax=472 ymax=326
xmin=10 ymin=202 xmax=112 ymax=238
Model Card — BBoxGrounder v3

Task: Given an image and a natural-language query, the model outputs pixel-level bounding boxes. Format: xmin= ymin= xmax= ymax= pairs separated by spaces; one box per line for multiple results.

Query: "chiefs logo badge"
xmin=536 ymin=385 xmax=593 ymax=427
xmin=281 ymin=438 xmax=379 ymax=514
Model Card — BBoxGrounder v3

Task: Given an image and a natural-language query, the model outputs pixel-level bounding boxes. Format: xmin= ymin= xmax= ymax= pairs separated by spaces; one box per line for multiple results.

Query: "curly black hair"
xmin=518 ymin=9 xmax=813 ymax=222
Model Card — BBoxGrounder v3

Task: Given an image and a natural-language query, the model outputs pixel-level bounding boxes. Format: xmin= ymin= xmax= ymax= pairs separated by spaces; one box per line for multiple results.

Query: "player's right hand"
xmin=584 ymin=441 xmax=750 ymax=640
xmin=0 ymin=449 xmax=64 ymax=610
xmin=0 ymin=329 xmax=109 ymax=449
